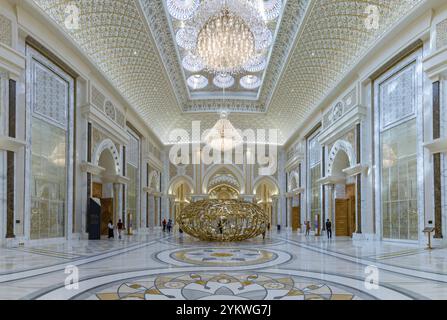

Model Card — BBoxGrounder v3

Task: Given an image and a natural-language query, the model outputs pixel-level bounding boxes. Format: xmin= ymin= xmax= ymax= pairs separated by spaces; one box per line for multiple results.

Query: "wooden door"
xmin=292 ymin=207 xmax=300 ymax=231
xmin=101 ymin=198 xmax=114 ymax=236
xmin=335 ymin=199 xmax=349 ymax=236
xmin=92 ymin=183 xmax=102 ymax=198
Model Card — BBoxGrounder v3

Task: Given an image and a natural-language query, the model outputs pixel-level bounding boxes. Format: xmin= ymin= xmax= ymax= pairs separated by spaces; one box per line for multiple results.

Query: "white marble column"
xmin=272 ymin=197 xmax=278 ymax=227
xmin=155 ymin=197 xmax=160 ymax=227
xmin=287 ymin=197 xmax=293 ymax=229
xmin=148 ymin=194 xmax=155 ymax=228
xmin=113 ymin=183 xmax=123 ymax=224
xmin=0 ymin=151 xmax=6 ymax=243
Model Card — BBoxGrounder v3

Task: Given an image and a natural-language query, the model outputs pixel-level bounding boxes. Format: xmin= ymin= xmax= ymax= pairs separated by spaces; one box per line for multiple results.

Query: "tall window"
xmin=308 ymin=131 xmax=321 ymax=230
xmin=28 ymin=48 xmax=73 ymax=240
xmin=126 ymin=130 xmax=140 ymax=230
xmin=378 ymin=60 xmax=419 ymax=240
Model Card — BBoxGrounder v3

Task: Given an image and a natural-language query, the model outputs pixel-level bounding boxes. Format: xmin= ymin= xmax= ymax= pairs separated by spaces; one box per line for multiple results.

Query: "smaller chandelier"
xmin=260 ymin=0 xmax=282 ymax=21
xmin=213 ymin=73 xmax=235 ymax=89
xmin=252 ymin=27 xmax=273 ymax=51
xmin=240 ymin=75 xmax=261 ymax=89
xmin=197 ymin=9 xmax=255 ymax=74
xmin=187 ymin=74 xmax=208 ymax=90
xmin=204 ymin=112 xmax=242 ymax=152
xmin=182 ymin=54 xmax=204 ymax=72
xmin=167 ymin=0 xmax=200 ymax=21
xmin=176 ymin=27 xmax=198 ymax=50
xmin=244 ymin=55 xmax=267 ymax=72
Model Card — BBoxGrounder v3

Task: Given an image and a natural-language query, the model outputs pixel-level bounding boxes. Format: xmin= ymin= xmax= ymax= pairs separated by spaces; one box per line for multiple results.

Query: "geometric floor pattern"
xmin=1 ymin=231 xmax=446 ymax=300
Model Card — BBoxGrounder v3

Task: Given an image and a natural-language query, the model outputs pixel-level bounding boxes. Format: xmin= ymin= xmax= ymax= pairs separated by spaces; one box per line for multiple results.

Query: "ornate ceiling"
xmin=31 ymin=0 xmax=423 ymax=144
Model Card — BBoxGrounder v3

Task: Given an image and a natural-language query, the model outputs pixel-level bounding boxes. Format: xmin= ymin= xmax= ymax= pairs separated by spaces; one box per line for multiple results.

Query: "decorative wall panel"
xmin=91 ymin=86 xmax=105 ymax=112
xmin=323 ymin=88 xmax=357 ymax=129
xmin=379 ymin=63 xmax=416 ymax=129
xmin=33 ymin=62 xmax=69 ymax=128
xmin=436 ymin=18 xmax=447 ymax=50
xmin=27 ymin=46 xmax=74 ymax=240
xmin=91 ymin=85 xmax=125 ymax=128
xmin=0 ymin=14 xmax=12 ymax=47
xmin=127 ymin=132 xmax=139 ymax=167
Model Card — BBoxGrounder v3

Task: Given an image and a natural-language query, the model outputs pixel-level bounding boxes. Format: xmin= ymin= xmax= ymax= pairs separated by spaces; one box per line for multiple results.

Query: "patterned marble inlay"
xmin=91 ymin=86 xmax=105 ymax=111
xmin=436 ymin=18 xmax=447 ymax=50
xmin=169 ymin=248 xmax=277 ymax=266
xmin=87 ymin=272 xmax=363 ymax=300
xmin=0 ymin=14 xmax=12 ymax=47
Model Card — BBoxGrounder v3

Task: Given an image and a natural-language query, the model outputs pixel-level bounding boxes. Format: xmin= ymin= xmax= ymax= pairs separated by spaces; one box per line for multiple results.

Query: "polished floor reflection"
xmin=0 ymin=231 xmax=446 ymax=300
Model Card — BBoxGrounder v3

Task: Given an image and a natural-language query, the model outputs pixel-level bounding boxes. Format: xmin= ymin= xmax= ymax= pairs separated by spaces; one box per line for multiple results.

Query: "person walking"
xmin=107 ymin=220 xmax=114 ymax=239
xmin=326 ymin=219 xmax=332 ymax=239
xmin=117 ymin=219 xmax=123 ymax=240
xmin=162 ymin=218 xmax=167 ymax=232
xmin=167 ymin=219 xmax=173 ymax=233
xmin=305 ymin=221 xmax=311 ymax=236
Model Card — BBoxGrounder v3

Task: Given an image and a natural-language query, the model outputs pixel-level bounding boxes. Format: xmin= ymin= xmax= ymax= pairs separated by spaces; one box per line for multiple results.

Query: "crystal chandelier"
xmin=204 ymin=112 xmax=242 ymax=152
xmin=197 ymin=8 xmax=255 ymax=74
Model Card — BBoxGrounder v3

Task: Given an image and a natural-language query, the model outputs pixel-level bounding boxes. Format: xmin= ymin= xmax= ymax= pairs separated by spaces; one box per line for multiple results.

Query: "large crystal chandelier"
xmin=204 ymin=112 xmax=242 ymax=152
xmin=197 ymin=8 xmax=255 ymax=74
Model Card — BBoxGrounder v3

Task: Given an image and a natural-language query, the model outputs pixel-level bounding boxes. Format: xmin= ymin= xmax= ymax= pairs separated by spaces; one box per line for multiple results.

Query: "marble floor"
xmin=0 ymin=231 xmax=446 ymax=300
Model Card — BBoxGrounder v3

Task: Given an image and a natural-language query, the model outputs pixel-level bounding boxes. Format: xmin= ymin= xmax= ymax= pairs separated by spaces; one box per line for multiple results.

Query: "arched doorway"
xmin=254 ymin=177 xmax=279 ymax=230
xmin=329 ymin=145 xmax=356 ymax=237
xmin=92 ymin=139 xmax=121 ymax=236
xmin=168 ymin=177 xmax=193 ymax=223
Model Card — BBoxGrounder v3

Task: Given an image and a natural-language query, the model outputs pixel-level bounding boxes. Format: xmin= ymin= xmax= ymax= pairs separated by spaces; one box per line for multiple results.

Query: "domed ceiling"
xmin=31 ymin=0 xmax=423 ymax=144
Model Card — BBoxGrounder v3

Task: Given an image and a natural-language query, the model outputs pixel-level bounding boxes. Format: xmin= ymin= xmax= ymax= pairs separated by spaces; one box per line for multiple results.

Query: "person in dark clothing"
xmin=326 ymin=219 xmax=332 ymax=239
xmin=107 ymin=220 xmax=114 ymax=239
xmin=305 ymin=221 xmax=311 ymax=236
xmin=167 ymin=219 xmax=173 ymax=233
xmin=117 ymin=219 xmax=123 ymax=240
xmin=162 ymin=219 xmax=167 ymax=232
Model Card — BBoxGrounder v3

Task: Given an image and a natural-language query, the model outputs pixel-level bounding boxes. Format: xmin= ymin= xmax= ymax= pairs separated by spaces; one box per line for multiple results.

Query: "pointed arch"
xmin=253 ymin=176 xmax=280 ymax=195
xmin=202 ymin=164 xmax=245 ymax=194
xmin=327 ymin=139 xmax=356 ymax=176
xmin=92 ymin=139 xmax=121 ymax=175
xmin=168 ymin=175 xmax=195 ymax=195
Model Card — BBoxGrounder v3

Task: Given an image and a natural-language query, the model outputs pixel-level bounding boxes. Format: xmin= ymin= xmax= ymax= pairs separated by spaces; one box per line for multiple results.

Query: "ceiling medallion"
xmin=187 ymin=74 xmax=208 ymax=89
xmin=203 ymin=112 xmax=243 ymax=152
xmin=167 ymin=0 xmax=200 ymax=21
xmin=213 ymin=73 xmax=235 ymax=89
xmin=240 ymin=75 xmax=261 ymax=89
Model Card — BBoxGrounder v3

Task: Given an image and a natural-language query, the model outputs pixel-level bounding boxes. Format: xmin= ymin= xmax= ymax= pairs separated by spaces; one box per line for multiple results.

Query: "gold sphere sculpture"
xmin=178 ymin=199 xmax=268 ymax=242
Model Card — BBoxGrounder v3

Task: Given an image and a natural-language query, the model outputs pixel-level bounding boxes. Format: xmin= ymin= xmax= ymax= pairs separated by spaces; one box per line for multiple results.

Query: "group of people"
xmin=304 ymin=219 xmax=333 ymax=239
xmin=107 ymin=219 xmax=124 ymax=239
xmin=162 ymin=219 xmax=173 ymax=233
